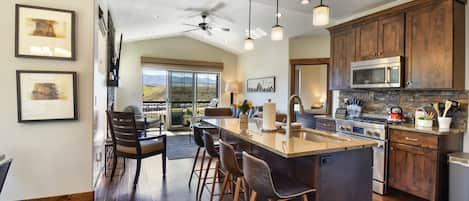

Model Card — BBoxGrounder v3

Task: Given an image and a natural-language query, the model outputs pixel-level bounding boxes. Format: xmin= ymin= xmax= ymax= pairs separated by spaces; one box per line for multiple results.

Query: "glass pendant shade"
xmin=244 ymin=37 xmax=254 ymax=50
xmin=271 ymin=25 xmax=284 ymax=41
xmin=313 ymin=4 xmax=330 ymax=26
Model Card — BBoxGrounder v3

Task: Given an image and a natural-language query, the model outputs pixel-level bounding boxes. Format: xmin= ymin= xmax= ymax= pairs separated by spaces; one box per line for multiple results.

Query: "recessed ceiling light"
xmin=301 ymin=0 xmax=311 ymax=5
xmin=153 ymin=15 xmax=159 ymax=20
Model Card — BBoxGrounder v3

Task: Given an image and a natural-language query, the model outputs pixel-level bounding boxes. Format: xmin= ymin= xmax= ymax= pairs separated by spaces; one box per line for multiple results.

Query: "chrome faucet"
xmin=286 ymin=95 xmax=304 ymax=136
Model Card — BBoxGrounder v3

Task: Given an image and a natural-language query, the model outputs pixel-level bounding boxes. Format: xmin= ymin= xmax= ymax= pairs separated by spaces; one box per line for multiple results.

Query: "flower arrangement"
xmin=238 ymin=99 xmax=253 ymax=115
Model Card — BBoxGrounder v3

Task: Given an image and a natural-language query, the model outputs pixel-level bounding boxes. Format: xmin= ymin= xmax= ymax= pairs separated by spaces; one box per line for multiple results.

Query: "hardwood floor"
xmin=95 ymin=152 xmax=424 ymax=201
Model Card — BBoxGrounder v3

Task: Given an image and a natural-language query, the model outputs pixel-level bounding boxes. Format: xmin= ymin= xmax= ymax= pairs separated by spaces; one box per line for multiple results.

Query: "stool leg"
xmin=302 ymin=194 xmax=309 ymax=201
xmin=233 ymin=177 xmax=242 ymax=201
xmin=199 ymin=157 xmax=213 ymax=201
xmin=195 ymin=150 xmax=206 ymax=200
xmin=209 ymin=160 xmax=220 ymax=201
xmin=249 ymin=191 xmax=257 ymax=201
xmin=188 ymin=147 xmax=201 ymax=186
xmin=218 ymin=173 xmax=231 ymax=201
xmin=241 ymin=176 xmax=248 ymax=201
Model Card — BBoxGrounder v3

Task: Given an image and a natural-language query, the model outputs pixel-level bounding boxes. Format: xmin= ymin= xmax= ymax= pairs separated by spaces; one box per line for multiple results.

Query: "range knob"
xmin=366 ymin=131 xmax=373 ymax=136
xmin=374 ymin=132 xmax=382 ymax=138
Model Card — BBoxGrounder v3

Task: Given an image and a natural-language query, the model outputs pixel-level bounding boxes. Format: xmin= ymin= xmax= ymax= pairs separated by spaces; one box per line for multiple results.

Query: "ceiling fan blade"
xmin=184 ymin=8 xmax=206 ymax=12
xmin=209 ymin=2 xmax=226 ymax=13
xmin=182 ymin=23 xmax=199 ymax=27
xmin=183 ymin=28 xmax=200 ymax=33
xmin=210 ymin=13 xmax=234 ymax=23
xmin=211 ymin=27 xmax=230 ymax=32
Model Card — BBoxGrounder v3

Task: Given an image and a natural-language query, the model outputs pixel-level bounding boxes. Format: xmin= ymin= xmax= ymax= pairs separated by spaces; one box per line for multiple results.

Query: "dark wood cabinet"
xmin=328 ymin=0 xmax=465 ymax=90
xmin=378 ymin=14 xmax=405 ymax=57
xmin=388 ymin=129 xmax=463 ymax=201
xmin=389 ymin=143 xmax=438 ymax=200
xmin=405 ymin=0 xmax=465 ymax=89
xmin=329 ymin=28 xmax=355 ymax=90
xmin=356 ymin=20 xmax=379 ymax=60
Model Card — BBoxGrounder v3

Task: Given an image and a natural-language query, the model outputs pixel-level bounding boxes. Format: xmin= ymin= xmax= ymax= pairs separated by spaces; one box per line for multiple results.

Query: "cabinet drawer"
xmin=315 ymin=118 xmax=336 ymax=132
xmin=390 ymin=129 xmax=438 ymax=149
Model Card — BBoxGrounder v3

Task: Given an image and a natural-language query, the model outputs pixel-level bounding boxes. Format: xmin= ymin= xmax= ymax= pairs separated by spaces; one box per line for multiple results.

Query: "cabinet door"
xmin=389 ymin=143 xmax=438 ymax=200
xmin=330 ymin=28 xmax=355 ymax=90
xmin=356 ymin=20 xmax=379 ymax=60
xmin=405 ymin=1 xmax=453 ymax=89
xmin=378 ymin=14 xmax=404 ymax=57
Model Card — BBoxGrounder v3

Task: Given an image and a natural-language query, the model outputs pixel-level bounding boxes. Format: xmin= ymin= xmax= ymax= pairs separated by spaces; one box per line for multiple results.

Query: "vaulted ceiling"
xmin=109 ymin=0 xmax=407 ymax=53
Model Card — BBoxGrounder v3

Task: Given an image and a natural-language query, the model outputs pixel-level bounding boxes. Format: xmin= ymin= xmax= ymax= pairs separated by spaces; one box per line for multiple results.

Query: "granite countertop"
xmin=203 ymin=118 xmax=377 ymax=158
xmin=388 ymin=123 xmax=465 ymax=135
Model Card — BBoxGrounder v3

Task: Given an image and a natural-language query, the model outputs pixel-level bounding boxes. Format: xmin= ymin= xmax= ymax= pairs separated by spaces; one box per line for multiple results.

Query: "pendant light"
xmin=313 ymin=0 xmax=330 ymax=26
xmin=244 ymin=0 xmax=254 ymax=50
xmin=271 ymin=0 xmax=284 ymax=41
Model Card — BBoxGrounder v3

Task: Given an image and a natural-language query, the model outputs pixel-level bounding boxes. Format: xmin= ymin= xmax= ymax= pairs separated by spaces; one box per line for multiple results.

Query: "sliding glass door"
xmin=167 ymin=71 xmax=220 ymax=130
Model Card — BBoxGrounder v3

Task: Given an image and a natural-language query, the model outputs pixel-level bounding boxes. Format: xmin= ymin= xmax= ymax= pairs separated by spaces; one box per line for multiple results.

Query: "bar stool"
xmin=242 ymin=152 xmax=316 ymax=201
xmin=188 ymin=125 xmax=205 ymax=188
xmin=218 ymin=140 xmax=248 ymax=201
xmin=198 ymin=131 xmax=222 ymax=201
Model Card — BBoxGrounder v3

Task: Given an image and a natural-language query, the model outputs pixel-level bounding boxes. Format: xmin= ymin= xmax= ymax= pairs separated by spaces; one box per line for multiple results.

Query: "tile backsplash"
xmin=338 ymin=90 xmax=468 ymax=129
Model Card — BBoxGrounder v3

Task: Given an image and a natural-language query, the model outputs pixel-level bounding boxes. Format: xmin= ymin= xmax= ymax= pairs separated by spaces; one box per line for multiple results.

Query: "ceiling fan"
xmin=182 ymin=12 xmax=231 ymax=35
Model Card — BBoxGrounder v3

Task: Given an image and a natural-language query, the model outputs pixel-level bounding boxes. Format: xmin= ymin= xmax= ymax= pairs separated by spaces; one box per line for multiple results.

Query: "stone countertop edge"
xmin=387 ymin=124 xmax=465 ymax=136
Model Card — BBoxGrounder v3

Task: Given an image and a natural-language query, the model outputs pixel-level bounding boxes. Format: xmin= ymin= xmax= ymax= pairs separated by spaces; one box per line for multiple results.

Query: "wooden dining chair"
xmin=107 ymin=111 xmax=167 ymax=187
xmin=0 ymin=158 xmax=12 ymax=194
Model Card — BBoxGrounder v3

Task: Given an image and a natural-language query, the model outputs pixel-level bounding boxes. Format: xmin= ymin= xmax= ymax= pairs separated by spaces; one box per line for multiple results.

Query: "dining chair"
xmin=0 ymin=158 xmax=12 ymax=194
xmin=107 ymin=111 xmax=167 ymax=187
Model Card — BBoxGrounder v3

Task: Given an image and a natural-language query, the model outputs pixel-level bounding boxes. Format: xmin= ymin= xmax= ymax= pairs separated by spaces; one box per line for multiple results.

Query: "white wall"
xmin=238 ymin=40 xmax=290 ymax=112
xmin=116 ymin=36 xmax=238 ymax=110
xmin=0 ymin=0 xmax=94 ymax=200
xmin=289 ymin=34 xmax=331 ymax=59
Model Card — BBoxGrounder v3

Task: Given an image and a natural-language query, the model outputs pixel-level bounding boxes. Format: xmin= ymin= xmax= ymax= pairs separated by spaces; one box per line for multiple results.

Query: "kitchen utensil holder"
xmin=438 ymin=117 xmax=452 ymax=130
xmin=347 ymin=105 xmax=362 ymax=118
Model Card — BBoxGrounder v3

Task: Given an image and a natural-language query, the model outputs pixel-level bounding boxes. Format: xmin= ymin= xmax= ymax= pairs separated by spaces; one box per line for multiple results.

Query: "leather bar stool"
xmin=242 ymin=152 xmax=316 ymax=201
xmin=198 ymin=131 xmax=222 ymax=201
xmin=218 ymin=140 xmax=248 ymax=201
xmin=189 ymin=125 xmax=205 ymax=187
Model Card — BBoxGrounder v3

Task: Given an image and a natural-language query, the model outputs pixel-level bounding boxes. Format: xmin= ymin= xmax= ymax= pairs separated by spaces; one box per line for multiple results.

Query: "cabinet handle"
xmin=405 ymin=137 xmax=418 ymax=142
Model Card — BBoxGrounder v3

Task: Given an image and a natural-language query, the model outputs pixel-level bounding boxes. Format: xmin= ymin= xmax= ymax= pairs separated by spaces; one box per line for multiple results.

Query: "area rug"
xmin=166 ymin=135 xmax=198 ymax=160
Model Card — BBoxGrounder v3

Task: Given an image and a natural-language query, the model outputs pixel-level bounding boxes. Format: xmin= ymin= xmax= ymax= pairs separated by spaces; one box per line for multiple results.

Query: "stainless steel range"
xmin=336 ymin=117 xmax=388 ymax=195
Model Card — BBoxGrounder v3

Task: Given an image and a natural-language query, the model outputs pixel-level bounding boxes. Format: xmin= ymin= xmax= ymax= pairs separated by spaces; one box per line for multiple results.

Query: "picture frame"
xmin=15 ymin=4 xmax=76 ymax=60
xmin=246 ymin=76 xmax=276 ymax=93
xmin=16 ymin=70 xmax=78 ymax=122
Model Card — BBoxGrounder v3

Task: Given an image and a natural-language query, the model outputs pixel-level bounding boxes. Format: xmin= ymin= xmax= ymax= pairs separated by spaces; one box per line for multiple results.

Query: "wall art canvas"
xmin=17 ymin=71 xmax=77 ymax=122
xmin=15 ymin=4 xmax=75 ymax=60
xmin=247 ymin=76 xmax=275 ymax=93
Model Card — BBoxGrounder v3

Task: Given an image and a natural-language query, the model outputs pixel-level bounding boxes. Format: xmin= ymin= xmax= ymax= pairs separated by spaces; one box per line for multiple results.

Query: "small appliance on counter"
xmin=387 ymin=106 xmax=404 ymax=123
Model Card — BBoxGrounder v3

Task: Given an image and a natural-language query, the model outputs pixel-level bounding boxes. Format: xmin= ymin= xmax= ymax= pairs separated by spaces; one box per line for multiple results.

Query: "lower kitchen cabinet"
xmin=388 ymin=129 xmax=463 ymax=201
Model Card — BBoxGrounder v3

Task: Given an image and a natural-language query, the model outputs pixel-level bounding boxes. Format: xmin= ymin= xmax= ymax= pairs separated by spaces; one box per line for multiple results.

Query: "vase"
xmin=239 ymin=114 xmax=248 ymax=129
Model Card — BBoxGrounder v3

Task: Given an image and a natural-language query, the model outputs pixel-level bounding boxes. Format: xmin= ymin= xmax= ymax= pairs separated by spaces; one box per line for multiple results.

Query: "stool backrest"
xmin=193 ymin=128 xmax=205 ymax=147
xmin=220 ymin=140 xmax=242 ymax=176
xmin=202 ymin=131 xmax=218 ymax=158
xmin=0 ymin=158 xmax=12 ymax=194
xmin=242 ymin=152 xmax=277 ymax=198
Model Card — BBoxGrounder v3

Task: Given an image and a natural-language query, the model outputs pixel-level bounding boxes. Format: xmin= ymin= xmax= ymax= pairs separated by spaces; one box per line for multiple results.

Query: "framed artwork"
xmin=16 ymin=71 xmax=77 ymax=122
xmin=247 ymin=76 xmax=276 ymax=93
xmin=15 ymin=4 xmax=76 ymax=60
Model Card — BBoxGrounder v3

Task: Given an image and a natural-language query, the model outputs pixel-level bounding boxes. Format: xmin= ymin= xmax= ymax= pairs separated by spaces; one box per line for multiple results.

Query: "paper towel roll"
xmin=263 ymin=100 xmax=277 ymax=131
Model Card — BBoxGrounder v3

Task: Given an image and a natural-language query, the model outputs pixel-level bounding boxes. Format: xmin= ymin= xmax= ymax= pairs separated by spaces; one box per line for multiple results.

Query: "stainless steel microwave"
xmin=351 ymin=56 xmax=403 ymax=88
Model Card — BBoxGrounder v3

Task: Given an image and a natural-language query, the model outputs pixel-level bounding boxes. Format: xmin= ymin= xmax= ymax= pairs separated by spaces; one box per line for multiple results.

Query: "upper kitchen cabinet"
xmin=328 ymin=0 xmax=465 ymax=90
xmin=405 ymin=0 xmax=465 ymax=89
xmin=356 ymin=20 xmax=379 ymax=60
xmin=356 ymin=14 xmax=404 ymax=60
xmin=330 ymin=28 xmax=356 ymax=90
xmin=378 ymin=14 xmax=405 ymax=58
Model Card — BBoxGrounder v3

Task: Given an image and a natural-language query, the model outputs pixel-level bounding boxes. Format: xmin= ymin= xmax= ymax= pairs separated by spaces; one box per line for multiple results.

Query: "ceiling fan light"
xmin=271 ymin=25 xmax=284 ymax=41
xmin=244 ymin=37 xmax=255 ymax=50
xmin=301 ymin=0 xmax=311 ymax=5
xmin=313 ymin=4 xmax=330 ymax=26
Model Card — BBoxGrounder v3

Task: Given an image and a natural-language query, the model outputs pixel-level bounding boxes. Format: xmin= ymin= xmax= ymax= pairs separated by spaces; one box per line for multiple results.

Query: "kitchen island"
xmin=203 ymin=118 xmax=377 ymax=201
